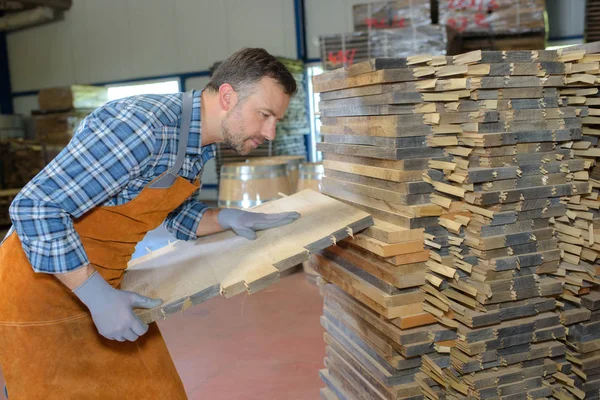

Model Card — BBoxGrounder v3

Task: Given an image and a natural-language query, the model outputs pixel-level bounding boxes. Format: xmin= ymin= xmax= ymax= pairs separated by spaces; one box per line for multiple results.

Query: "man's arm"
xmin=10 ymin=105 xmax=155 ymax=278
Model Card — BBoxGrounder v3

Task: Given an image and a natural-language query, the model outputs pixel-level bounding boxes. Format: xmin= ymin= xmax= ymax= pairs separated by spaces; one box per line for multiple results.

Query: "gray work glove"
xmin=218 ymin=208 xmax=301 ymax=240
xmin=73 ymin=271 xmax=162 ymax=342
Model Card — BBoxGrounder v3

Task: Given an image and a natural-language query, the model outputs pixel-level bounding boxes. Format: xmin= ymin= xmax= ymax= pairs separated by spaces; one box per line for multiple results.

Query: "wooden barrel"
xmin=251 ymin=156 xmax=305 ymax=191
xmin=218 ymin=160 xmax=290 ymax=209
xmin=296 ymin=162 xmax=324 ymax=192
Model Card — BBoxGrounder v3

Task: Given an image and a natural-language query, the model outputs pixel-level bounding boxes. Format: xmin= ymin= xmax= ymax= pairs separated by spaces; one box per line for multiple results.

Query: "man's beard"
xmin=221 ymin=104 xmax=252 ymax=156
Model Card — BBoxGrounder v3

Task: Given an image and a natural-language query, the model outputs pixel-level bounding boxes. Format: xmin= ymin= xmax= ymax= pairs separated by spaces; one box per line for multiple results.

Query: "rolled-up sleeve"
xmin=9 ymin=105 xmax=156 ymax=274
xmin=163 ymin=190 xmax=210 ymax=240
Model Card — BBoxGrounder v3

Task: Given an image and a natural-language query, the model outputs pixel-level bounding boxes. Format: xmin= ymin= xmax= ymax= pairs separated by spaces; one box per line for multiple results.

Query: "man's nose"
xmin=262 ymin=122 xmax=276 ymax=141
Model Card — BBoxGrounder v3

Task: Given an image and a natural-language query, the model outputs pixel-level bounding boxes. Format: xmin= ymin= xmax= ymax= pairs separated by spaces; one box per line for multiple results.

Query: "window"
xmin=106 ymin=79 xmax=181 ymax=101
xmin=306 ymin=65 xmax=324 ymax=162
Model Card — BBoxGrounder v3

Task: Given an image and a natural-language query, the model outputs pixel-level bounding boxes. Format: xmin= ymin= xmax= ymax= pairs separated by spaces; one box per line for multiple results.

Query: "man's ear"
xmin=218 ymin=84 xmax=237 ymax=112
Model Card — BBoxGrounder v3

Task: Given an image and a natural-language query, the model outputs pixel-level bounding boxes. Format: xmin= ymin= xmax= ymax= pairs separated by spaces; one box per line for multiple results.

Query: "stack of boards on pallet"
xmin=0 ymin=114 xmax=24 ymax=140
xmin=319 ymin=0 xmax=454 ymax=71
xmin=438 ymin=0 xmax=547 ymax=52
xmin=312 ymin=54 xmax=461 ymax=399
xmin=33 ymin=85 xmax=107 ymax=147
xmin=311 ymin=42 xmax=600 ymax=399
xmin=0 ymin=138 xmax=42 ymax=225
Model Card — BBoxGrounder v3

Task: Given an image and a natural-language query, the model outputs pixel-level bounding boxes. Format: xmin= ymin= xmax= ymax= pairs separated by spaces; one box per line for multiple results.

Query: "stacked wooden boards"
xmin=548 ymin=44 xmax=600 ymax=399
xmin=33 ymin=85 xmax=107 ymax=145
xmin=312 ymin=229 xmax=458 ymax=400
xmin=311 ymin=43 xmax=600 ymax=398
xmin=0 ymin=114 xmax=24 ymax=140
xmin=438 ymin=0 xmax=547 ymax=53
xmin=419 ymin=47 xmax=600 ymax=399
xmin=352 ymin=0 xmax=431 ymax=31
xmin=438 ymin=0 xmax=546 ymax=35
xmin=319 ymin=26 xmax=451 ymax=71
xmin=313 ymin=55 xmax=463 ymax=399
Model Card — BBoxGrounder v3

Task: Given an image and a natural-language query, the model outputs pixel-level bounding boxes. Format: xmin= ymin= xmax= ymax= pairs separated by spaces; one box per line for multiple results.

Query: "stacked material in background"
xmin=438 ymin=0 xmax=547 ymax=52
xmin=319 ymin=26 xmax=451 ymax=71
xmin=312 ymin=56 xmax=460 ymax=399
xmin=274 ymin=57 xmax=310 ymax=156
xmin=0 ymin=140 xmax=45 ymax=226
xmin=33 ymin=84 xmax=107 ymax=146
xmin=352 ymin=0 xmax=432 ymax=31
xmin=320 ymin=0 xmax=454 ymax=71
xmin=587 ymin=0 xmax=600 ymax=43
xmin=0 ymin=114 xmax=24 ymax=140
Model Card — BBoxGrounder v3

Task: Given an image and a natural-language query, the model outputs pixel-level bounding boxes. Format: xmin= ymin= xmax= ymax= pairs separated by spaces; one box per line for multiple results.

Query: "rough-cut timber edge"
xmin=128 ymin=216 xmax=373 ymax=325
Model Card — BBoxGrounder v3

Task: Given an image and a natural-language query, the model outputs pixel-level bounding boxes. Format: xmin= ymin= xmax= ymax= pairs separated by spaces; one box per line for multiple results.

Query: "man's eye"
xmin=261 ymin=112 xmax=269 ymax=118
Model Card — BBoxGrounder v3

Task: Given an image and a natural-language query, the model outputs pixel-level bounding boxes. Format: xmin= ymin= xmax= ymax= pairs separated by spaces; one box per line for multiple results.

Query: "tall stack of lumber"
xmin=309 ymin=43 xmax=600 ymax=398
xmin=311 ymin=56 xmax=459 ymax=400
xmin=418 ymin=47 xmax=600 ymax=398
xmin=547 ymin=43 xmax=600 ymax=399
xmin=33 ymin=84 xmax=107 ymax=145
xmin=438 ymin=0 xmax=547 ymax=52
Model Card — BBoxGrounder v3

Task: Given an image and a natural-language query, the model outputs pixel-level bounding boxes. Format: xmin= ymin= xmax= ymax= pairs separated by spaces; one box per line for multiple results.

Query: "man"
xmin=0 ymin=48 xmax=300 ymax=398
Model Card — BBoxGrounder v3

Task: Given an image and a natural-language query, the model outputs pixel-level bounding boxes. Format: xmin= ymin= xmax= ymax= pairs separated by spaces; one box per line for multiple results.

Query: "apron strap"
xmin=149 ymin=90 xmax=194 ymax=189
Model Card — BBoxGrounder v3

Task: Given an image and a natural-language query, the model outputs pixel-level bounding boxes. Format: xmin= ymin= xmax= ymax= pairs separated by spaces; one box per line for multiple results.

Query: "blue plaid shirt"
xmin=8 ymin=90 xmax=216 ymax=274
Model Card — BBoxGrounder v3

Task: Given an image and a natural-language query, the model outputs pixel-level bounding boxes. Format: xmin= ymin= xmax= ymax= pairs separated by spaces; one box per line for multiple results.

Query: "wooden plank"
xmin=346 ymin=234 xmax=423 ymax=258
xmin=363 ymin=218 xmax=424 ymax=244
xmin=122 ymin=190 xmax=372 ymax=323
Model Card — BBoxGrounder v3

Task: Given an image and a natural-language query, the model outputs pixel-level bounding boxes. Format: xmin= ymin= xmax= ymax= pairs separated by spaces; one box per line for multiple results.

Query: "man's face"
xmin=221 ymin=77 xmax=291 ymax=155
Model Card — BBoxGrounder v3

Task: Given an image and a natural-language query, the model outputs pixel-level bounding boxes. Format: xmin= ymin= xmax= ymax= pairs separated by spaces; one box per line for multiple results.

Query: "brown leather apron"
xmin=0 ymin=91 xmax=201 ymax=399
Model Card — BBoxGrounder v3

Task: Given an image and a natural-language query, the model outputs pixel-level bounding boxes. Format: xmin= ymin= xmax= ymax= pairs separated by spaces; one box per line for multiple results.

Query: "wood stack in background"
xmin=311 ymin=56 xmax=460 ymax=399
xmin=0 ymin=140 xmax=46 ymax=226
xmin=438 ymin=0 xmax=547 ymax=52
xmin=319 ymin=26 xmax=452 ymax=71
xmin=0 ymin=114 xmax=24 ymax=140
xmin=586 ymin=0 xmax=600 ymax=43
xmin=320 ymin=0 xmax=457 ymax=71
xmin=33 ymin=84 xmax=107 ymax=145
xmin=352 ymin=0 xmax=432 ymax=31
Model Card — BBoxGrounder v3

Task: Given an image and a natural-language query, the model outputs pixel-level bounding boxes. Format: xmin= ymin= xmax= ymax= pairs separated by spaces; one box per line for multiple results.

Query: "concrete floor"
xmin=0 ymin=225 xmax=326 ymax=399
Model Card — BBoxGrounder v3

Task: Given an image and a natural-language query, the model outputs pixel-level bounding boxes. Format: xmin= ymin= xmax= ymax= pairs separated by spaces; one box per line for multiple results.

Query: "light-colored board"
xmin=363 ymin=218 xmax=424 ymax=244
xmin=122 ymin=189 xmax=372 ymax=323
xmin=345 ymin=234 xmax=424 ymax=258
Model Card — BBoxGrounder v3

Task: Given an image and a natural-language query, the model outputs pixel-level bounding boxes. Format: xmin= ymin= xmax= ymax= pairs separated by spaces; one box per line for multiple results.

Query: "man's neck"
xmin=200 ymin=91 xmax=223 ymax=146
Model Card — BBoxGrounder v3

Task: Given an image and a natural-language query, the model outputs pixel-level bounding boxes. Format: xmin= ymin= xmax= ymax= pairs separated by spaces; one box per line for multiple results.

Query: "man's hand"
xmin=217 ymin=209 xmax=301 ymax=240
xmin=73 ymin=271 xmax=162 ymax=342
